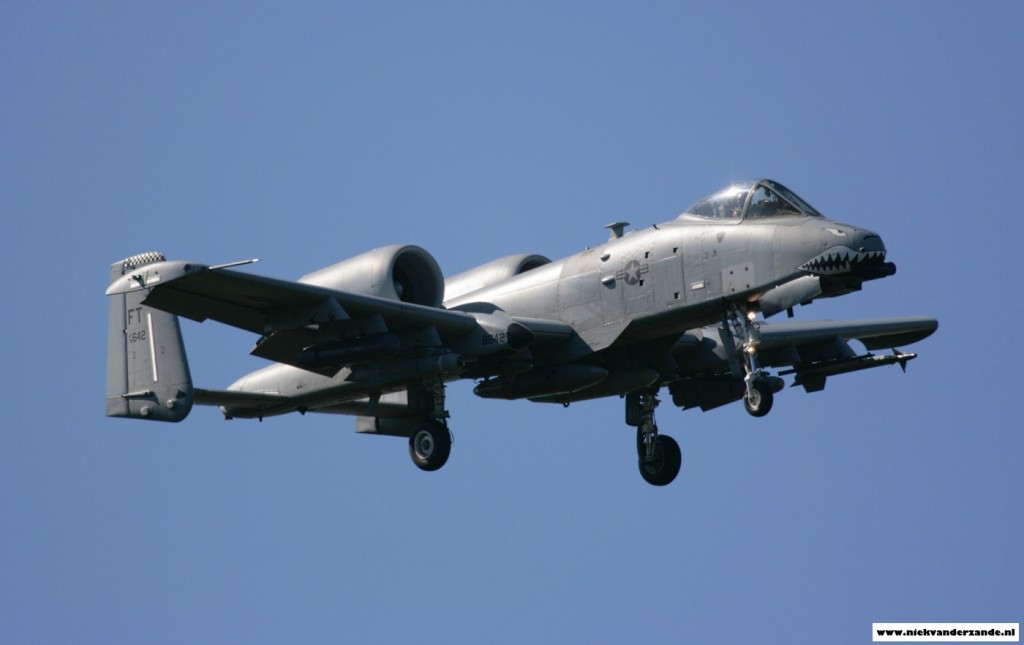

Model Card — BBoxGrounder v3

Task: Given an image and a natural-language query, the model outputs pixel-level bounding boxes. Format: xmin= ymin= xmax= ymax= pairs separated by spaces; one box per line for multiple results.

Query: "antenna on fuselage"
xmin=605 ymin=221 xmax=629 ymax=240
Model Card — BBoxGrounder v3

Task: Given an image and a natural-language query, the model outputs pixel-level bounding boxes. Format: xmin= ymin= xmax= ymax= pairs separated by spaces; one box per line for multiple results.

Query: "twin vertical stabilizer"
xmin=106 ymin=252 xmax=194 ymax=421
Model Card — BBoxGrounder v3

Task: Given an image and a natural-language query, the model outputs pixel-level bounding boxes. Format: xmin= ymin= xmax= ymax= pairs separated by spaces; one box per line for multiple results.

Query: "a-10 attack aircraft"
xmin=106 ymin=179 xmax=937 ymax=486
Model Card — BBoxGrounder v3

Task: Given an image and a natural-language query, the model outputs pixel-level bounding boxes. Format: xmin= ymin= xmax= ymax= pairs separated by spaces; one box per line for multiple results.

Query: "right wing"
xmin=756 ymin=316 xmax=939 ymax=352
xmin=755 ymin=316 xmax=938 ymax=392
xmin=669 ymin=316 xmax=938 ymax=411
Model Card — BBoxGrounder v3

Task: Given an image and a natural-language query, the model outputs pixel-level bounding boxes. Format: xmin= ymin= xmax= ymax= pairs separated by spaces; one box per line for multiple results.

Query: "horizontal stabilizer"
xmin=193 ymin=388 xmax=289 ymax=408
xmin=193 ymin=388 xmax=290 ymax=419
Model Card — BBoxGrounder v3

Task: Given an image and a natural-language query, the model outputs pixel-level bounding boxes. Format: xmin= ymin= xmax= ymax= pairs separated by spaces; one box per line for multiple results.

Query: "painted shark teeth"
xmin=799 ymin=246 xmax=886 ymax=276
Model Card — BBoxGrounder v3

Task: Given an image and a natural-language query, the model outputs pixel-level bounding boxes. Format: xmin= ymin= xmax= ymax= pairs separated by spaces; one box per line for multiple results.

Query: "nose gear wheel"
xmin=724 ymin=306 xmax=777 ymax=418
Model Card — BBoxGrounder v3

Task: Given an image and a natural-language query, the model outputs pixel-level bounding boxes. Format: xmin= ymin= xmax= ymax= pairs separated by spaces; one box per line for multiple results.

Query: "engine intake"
xmin=298 ymin=244 xmax=445 ymax=308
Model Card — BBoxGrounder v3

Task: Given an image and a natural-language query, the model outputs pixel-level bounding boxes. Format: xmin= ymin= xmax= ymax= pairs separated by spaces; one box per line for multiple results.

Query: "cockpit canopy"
xmin=682 ymin=179 xmax=823 ymax=220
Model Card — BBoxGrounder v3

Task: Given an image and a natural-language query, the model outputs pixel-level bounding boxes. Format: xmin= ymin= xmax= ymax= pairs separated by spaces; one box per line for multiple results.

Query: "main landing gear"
xmin=627 ymin=391 xmax=681 ymax=486
xmin=407 ymin=379 xmax=452 ymax=472
xmin=409 ymin=419 xmax=451 ymax=471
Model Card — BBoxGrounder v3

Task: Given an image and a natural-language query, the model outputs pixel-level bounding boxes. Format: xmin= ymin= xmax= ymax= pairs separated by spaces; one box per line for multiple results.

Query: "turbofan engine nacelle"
xmin=473 ymin=364 xmax=609 ymax=400
xmin=444 ymin=253 xmax=551 ymax=303
xmin=299 ymin=244 xmax=445 ymax=308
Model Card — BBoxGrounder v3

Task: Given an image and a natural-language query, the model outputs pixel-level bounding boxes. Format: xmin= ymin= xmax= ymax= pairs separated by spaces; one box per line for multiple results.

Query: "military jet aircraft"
xmin=105 ymin=179 xmax=937 ymax=486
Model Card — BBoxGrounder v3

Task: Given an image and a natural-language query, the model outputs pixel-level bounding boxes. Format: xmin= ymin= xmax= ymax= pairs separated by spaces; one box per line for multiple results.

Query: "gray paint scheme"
xmin=106 ymin=253 xmax=194 ymax=422
xmin=105 ymin=180 xmax=937 ymax=485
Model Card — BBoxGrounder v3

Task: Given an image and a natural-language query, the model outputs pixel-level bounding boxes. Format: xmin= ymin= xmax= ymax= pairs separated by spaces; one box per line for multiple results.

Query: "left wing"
xmin=106 ymin=259 xmax=477 ymax=336
xmin=106 ymin=258 xmax=573 ymax=376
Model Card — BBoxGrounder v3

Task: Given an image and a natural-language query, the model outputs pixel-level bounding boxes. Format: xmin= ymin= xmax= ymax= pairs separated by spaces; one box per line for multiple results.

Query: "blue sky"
xmin=2 ymin=2 xmax=1021 ymax=643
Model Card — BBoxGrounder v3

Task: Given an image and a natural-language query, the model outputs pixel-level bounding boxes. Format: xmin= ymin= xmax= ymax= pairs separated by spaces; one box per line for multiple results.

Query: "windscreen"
xmin=684 ymin=181 xmax=755 ymax=219
xmin=683 ymin=180 xmax=823 ymax=220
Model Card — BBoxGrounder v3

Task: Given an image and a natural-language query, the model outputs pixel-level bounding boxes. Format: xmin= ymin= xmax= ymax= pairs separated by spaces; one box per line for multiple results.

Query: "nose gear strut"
xmin=722 ymin=306 xmax=781 ymax=417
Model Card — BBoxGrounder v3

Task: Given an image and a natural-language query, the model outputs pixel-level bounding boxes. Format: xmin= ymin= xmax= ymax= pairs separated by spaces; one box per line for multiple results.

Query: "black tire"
xmin=408 ymin=420 xmax=451 ymax=472
xmin=743 ymin=380 xmax=774 ymax=418
xmin=638 ymin=434 xmax=682 ymax=487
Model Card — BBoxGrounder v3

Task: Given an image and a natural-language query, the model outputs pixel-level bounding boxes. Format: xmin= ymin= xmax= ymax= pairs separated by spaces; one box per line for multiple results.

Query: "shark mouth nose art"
xmin=799 ymin=246 xmax=887 ymax=275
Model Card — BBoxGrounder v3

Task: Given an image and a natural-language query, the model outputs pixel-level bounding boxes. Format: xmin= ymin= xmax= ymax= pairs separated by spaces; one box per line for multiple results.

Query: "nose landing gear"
xmin=724 ymin=306 xmax=781 ymax=418
xmin=743 ymin=379 xmax=774 ymax=417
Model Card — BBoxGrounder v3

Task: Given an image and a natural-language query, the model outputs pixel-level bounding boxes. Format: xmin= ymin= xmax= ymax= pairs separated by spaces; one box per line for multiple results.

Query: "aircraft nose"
xmin=798 ymin=225 xmax=896 ymax=279
xmin=847 ymin=228 xmax=897 ymax=278
xmin=852 ymin=227 xmax=885 ymax=254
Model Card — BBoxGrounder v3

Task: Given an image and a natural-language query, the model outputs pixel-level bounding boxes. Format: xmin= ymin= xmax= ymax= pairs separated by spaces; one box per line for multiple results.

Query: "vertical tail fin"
xmin=106 ymin=252 xmax=194 ymax=422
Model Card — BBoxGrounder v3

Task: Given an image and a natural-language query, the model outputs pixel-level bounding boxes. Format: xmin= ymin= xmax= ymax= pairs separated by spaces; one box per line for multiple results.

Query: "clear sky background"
xmin=2 ymin=2 xmax=1021 ymax=643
